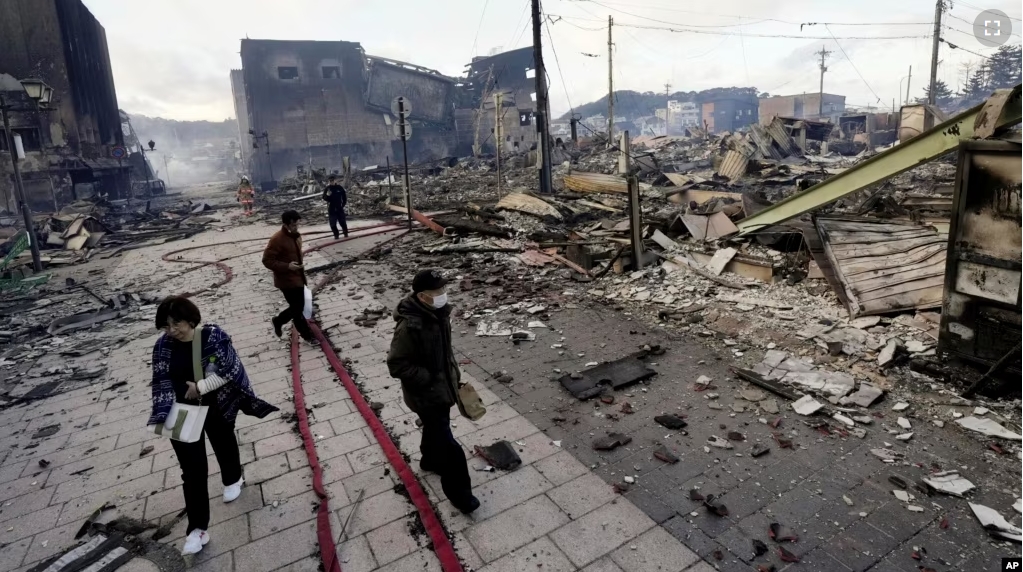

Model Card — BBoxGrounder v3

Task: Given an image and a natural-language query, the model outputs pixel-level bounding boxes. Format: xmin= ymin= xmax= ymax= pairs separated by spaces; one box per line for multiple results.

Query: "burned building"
xmin=759 ymin=93 xmax=847 ymax=125
xmin=701 ymin=95 xmax=758 ymax=133
xmin=0 ymin=0 xmax=130 ymax=211
xmin=455 ymin=47 xmax=539 ymax=155
xmin=238 ymin=40 xmax=462 ymax=186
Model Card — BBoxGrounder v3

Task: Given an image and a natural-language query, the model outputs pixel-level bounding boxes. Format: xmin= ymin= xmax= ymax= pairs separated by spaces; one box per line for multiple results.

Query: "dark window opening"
xmin=0 ymin=129 xmax=41 ymax=152
xmin=322 ymin=66 xmax=341 ymax=79
xmin=277 ymin=66 xmax=299 ymax=80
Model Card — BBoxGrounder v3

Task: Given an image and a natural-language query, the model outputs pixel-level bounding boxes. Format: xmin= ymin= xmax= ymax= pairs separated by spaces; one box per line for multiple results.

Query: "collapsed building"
xmin=0 ymin=0 xmax=132 ymax=212
xmin=234 ymin=41 xmax=544 ymax=187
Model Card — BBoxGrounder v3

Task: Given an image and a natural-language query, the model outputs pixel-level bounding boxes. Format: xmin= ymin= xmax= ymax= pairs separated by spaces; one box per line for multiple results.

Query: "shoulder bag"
xmin=148 ymin=330 xmax=209 ymax=442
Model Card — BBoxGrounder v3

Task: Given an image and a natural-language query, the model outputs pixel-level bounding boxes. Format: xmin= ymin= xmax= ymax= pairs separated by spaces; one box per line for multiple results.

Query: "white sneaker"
xmin=182 ymin=529 xmax=210 ymax=555
xmin=223 ymin=477 xmax=244 ymax=503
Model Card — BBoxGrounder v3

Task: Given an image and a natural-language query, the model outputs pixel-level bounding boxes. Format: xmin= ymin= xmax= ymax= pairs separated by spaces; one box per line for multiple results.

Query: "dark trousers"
xmin=419 ymin=407 xmax=473 ymax=505
xmin=274 ymin=286 xmax=313 ymax=339
xmin=329 ymin=208 xmax=348 ymax=239
xmin=170 ymin=404 xmax=242 ymax=533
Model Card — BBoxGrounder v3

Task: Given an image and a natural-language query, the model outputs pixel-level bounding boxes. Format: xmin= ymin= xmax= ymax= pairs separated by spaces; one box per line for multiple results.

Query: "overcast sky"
xmin=84 ymin=0 xmax=1021 ymax=121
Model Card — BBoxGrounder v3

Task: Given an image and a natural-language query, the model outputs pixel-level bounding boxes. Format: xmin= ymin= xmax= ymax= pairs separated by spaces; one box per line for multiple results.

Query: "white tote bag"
xmin=149 ymin=401 xmax=209 ymax=442
xmin=148 ymin=328 xmax=209 ymax=442
xmin=302 ymin=286 xmax=314 ymax=320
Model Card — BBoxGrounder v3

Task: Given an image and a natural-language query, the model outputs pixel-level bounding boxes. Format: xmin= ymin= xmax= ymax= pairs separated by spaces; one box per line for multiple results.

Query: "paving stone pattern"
xmin=0 ymin=221 xmax=707 ymax=572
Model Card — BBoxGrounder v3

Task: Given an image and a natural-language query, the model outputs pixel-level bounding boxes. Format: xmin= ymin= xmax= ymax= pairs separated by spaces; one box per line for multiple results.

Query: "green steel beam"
xmin=736 ymin=86 xmax=1022 ymax=235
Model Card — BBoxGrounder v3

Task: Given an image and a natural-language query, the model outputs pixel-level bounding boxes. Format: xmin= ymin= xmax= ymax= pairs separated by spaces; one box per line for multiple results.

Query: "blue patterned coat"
xmin=148 ymin=324 xmax=278 ymax=426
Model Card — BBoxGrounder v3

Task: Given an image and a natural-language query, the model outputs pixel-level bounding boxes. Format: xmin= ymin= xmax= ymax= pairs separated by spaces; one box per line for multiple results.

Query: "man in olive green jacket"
xmin=386 ymin=269 xmax=478 ymax=514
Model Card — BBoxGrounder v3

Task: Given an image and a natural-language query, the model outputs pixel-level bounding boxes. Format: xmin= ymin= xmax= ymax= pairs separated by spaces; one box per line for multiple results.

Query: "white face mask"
xmin=429 ymin=293 xmax=448 ymax=309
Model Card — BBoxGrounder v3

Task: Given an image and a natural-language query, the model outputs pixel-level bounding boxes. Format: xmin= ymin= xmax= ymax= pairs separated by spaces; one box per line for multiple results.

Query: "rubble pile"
xmin=1 ymin=194 xmax=222 ymax=283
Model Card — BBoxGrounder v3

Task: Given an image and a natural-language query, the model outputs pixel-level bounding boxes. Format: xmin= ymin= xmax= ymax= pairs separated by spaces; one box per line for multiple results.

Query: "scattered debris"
xmin=654 ymin=414 xmax=688 ymax=430
xmin=592 ymin=432 xmax=633 ymax=451
xmin=791 ymin=395 xmax=824 ymax=416
xmin=559 ymin=352 xmax=657 ymax=400
xmin=921 ymin=471 xmax=975 ymax=497
xmin=473 ymin=441 xmax=522 ymax=471
xmin=956 ymin=416 xmax=1021 ymax=440
xmin=969 ymin=502 xmax=1023 ymax=542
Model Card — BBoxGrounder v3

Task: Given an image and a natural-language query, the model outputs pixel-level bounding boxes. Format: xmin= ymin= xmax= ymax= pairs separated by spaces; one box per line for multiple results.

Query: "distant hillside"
xmin=561 ymin=86 xmax=759 ymax=120
xmin=126 ymin=114 xmax=239 ymax=149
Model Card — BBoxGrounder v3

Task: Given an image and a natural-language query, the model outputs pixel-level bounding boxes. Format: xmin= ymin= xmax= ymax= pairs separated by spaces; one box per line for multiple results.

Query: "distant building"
xmin=677 ymin=102 xmax=700 ymax=127
xmin=0 ymin=0 xmax=131 ymax=210
xmin=759 ymin=93 xmax=846 ymax=124
xmin=701 ymin=95 xmax=758 ymax=133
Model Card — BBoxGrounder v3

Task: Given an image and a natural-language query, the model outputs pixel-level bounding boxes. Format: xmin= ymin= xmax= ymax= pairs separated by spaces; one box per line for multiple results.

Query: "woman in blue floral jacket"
xmin=148 ymin=296 xmax=278 ymax=555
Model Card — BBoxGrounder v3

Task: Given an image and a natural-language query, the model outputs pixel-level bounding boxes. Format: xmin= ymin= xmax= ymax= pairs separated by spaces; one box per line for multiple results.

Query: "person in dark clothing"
xmin=322 ymin=174 xmax=349 ymax=239
xmin=147 ymin=296 xmax=278 ymax=555
xmin=262 ymin=210 xmax=314 ymax=341
xmin=386 ymin=269 xmax=479 ymax=514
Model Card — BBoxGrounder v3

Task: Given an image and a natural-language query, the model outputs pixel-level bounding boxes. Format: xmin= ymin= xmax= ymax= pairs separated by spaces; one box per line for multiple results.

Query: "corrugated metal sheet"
xmin=563 ymin=172 xmax=653 ymax=194
xmin=716 ymin=150 xmax=749 ymax=181
xmin=815 ymin=216 xmax=948 ymax=317
xmin=495 ymin=192 xmax=562 ymax=219
xmin=748 ymin=124 xmax=785 ymax=160
xmin=765 ymin=117 xmax=801 ymax=157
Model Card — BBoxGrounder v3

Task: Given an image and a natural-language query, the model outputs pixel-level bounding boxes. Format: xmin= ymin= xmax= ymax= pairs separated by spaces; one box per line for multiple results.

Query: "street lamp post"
xmin=0 ymin=74 xmax=53 ymax=273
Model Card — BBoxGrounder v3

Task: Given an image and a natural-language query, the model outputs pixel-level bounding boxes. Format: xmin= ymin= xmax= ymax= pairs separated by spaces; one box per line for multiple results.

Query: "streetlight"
xmin=248 ymin=129 xmax=274 ymax=185
xmin=0 ymin=73 xmax=52 ymax=272
xmin=138 ymin=139 xmax=156 ymax=197
xmin=898 ymin=65 xmax=913 ymax=106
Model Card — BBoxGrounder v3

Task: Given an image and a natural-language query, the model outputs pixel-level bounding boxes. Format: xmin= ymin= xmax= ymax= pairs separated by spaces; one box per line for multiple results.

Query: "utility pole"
xmin=530 ymin=0 xmax=553 ymax=194
xmin=607 ymin=15 xmax=614 ymax=146
xmin=663 ymin=82 xmax=672 ymax=134
xmin=905 ymin=65 xmax=912 ymax=105
xmin=494 ymin=92 xmax=504 ymax=198
xmin=928 ymin=0 xmax=944 ymax=105
xmin=814 ymin=46 xmax=831 ymax=119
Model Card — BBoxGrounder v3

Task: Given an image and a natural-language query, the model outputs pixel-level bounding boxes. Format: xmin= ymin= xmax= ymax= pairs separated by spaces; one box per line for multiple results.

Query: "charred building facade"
xmin=455 ymin=47 xmax=538 ymax=156
xmin=238 ymin=40 xmax=464 ymax=186
xmin=0 ymin=0 xmax=130 ymax=211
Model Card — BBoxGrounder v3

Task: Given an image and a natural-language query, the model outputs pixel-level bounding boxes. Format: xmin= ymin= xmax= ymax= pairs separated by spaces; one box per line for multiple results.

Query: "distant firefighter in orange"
xmin=237 ymin=177 xmax=255 ymax=215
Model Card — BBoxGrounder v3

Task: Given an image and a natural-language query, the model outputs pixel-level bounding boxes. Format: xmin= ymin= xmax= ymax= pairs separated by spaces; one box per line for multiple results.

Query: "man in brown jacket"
xmin=262 ymin=210 xmax=314 ymax=341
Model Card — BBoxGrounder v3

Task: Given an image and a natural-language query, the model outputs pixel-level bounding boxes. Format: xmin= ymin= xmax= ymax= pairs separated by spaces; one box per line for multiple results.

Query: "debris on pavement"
xmin=654 ymin=414 xmax=688 ymax=430
xmin=956 ymin=416 xmax=1022 ymax=440
xmin=592 ymin=432 xmax=633 ymax=451
xmin=559 ymin=352 xmax=657 ymax=400
xmin=791 ymin=394 xmax=824 ymax=416
xmin=653 ymin=446 xmax=679 ymax=464
xmin=921 ymin=471 xmax=975 ymax=497
xmin=473 ymin=441 xmax=522 ymax=471
xmin=969 ymin=502 xmax=1023 ymax=542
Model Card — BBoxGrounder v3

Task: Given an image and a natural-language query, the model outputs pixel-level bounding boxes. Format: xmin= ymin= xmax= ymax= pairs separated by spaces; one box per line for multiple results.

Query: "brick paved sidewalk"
xmin=0 ymin=221 xmax=713 ymax=572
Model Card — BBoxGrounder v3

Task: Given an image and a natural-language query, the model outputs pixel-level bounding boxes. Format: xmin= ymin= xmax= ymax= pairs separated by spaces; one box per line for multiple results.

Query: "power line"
xmin=470 ymin=0 xmax=492 ymax=57
xmin=549 ymin=15 xmax=933 ymax=39
xmin=824 ymin=24 xmax=892 ymax=111
xmin=945 ymin=11 xmax=1023 ymax=37
xmin=567 ymin=0 xmax=933 ymax=28
xmin=738 ymin=17 xmax=751 ymax=85
xmin=939 ymin=36 xmax=995 ymax=59
xmin=506 ymin=0 xmax=531 ymax=48
xmin=543 ymin=14 xmax=574 ymax=114
xmin=951 ymin=0 xmax=1023 ymax=22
